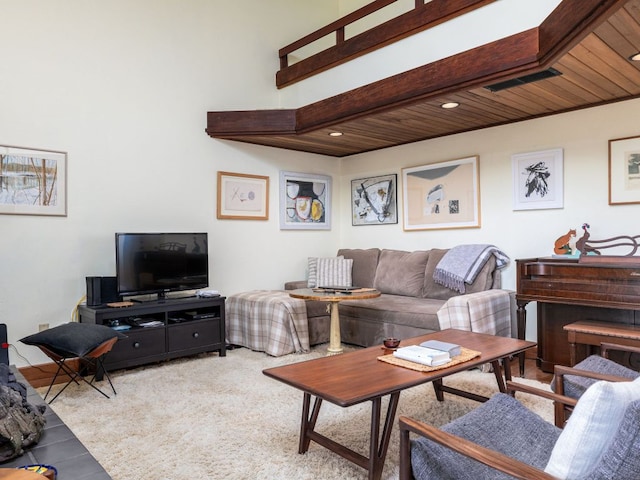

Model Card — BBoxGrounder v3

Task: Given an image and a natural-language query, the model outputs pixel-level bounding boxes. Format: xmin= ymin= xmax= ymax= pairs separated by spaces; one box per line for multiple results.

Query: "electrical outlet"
xmin=38 ymin=323 xmax=49 ymax=332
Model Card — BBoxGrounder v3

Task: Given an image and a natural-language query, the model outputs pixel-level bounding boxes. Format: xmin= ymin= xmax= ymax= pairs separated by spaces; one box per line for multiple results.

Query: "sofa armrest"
xmin=284 ymin=280 xmax=307 ymax=290
xmin=437 ymin=289 xmax=514 ymax=337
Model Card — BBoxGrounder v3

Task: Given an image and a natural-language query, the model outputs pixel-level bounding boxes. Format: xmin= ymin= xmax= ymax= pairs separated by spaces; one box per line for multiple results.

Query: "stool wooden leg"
xmin=568 ymin=333 xmax=577 ymax=366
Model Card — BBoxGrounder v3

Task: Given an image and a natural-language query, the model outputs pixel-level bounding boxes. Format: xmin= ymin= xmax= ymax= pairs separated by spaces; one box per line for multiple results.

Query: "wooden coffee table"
xmin=289 ymin=287 xmax=380 ymax=355
xmin=263 ymin=329 xmax=535 ymax=480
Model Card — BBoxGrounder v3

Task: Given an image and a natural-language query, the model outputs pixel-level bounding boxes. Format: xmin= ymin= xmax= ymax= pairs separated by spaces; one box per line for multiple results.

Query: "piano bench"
xmin=564 ymin=320 xmax=640 ymax=366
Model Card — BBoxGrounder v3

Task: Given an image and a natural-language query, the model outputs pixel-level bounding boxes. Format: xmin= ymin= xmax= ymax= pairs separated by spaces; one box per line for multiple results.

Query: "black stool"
xmin=20 ymin=323 xmax=125 ymax=403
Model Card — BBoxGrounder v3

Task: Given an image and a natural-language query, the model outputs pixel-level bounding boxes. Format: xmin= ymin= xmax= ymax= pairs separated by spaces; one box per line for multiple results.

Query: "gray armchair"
xmin=400 ymin=378 xmax=640 ymax=480
xmin=551 ymin=342 xmax=640 ymax=426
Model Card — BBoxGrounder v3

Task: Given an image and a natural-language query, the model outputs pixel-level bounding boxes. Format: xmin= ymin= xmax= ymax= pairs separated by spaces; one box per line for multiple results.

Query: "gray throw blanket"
xmin=433 ymin=244 xmax=509 ymax=294
xmin=0 ymin=363 xmax=46 ymax=461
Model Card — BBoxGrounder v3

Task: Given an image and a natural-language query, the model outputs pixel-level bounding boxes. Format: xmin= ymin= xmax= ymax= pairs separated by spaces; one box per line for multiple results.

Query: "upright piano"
xmin=516 ymin=257 xmax=640 ymax=372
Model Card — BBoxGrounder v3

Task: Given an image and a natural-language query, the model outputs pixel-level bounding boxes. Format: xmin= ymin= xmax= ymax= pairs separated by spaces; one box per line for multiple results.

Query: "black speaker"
xmin=86 ymin=276 xmax=120 ymax=306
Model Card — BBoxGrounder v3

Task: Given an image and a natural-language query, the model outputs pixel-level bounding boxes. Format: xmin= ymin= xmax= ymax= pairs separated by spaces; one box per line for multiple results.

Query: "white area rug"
xmin=42 ymin=345 xmax=552 ymax=480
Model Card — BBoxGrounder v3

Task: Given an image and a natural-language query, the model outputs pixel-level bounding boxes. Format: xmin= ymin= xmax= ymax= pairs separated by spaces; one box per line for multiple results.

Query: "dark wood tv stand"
xmin=78 ymin=296 xmax=226 ymax=374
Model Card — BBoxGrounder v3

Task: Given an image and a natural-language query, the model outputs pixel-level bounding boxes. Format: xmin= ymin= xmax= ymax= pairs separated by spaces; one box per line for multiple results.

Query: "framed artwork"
xmin=512 ymin=148 xmax=563 ymax=210
xmin=216 ymin=171 xmax=269 ymax=220
xmin=609 ymin=135 xmax=640 ymax=205
xmin=279 ymin=171 xmax=331 ymax=230
xmin=402 ymin=156 xmax=480 ymax=231
xmin=0 ymin=145 xmax=67 ymax=216
xmin=351 ymin=173 xmax=397 ymax=225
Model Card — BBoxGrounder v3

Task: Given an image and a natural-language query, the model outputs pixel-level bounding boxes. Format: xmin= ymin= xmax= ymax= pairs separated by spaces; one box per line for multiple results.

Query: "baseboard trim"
xmin=19 ymin=360 xmax=80 ymax=389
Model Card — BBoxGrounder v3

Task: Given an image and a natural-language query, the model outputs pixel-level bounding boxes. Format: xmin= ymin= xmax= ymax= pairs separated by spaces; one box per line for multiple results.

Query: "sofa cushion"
xmin=337 ymin=248 xmax=380 ymax=288
xmin=423 ymin=248 xmax=496 ymax=300
xmin=316 ymin=257 xmax=353 ymax=287
xmin=338 ymin=294 xmax=444 ymax=331
xmin=307 ymin=255 xmax=343 ymax=287
xmin=373 ymin=249 xmax=429 ymax=297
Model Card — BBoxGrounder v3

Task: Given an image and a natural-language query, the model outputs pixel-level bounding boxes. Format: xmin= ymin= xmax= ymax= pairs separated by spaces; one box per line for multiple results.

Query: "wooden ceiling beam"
xmin=205 ymin=110 xmax=296 ymax=137
xmin=294 ymin=29 xmax=541 ymax=133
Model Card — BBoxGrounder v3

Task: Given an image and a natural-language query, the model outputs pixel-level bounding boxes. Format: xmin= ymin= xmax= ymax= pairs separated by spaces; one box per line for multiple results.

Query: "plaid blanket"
xmin=433 ymin=244 xmax=510 ymax=294
xmin=437 ymin=289 xmax=512 ymax=337
xmin=226 ymin=290 xmax=309 ymax=356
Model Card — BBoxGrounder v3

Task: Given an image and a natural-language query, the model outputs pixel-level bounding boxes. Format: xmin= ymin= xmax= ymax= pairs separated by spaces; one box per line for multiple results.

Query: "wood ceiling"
xmin=206 ymin=0 xmax=640 ymax=157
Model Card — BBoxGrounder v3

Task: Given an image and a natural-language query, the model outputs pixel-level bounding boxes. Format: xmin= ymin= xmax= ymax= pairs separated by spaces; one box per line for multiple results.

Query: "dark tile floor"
xmin=1 ymin=368 xmax=111 ymax=480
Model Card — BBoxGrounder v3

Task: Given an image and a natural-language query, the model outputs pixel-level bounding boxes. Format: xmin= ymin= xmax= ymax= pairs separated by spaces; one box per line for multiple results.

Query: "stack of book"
xmin=392 ymin=339 xmax=461 ymax=367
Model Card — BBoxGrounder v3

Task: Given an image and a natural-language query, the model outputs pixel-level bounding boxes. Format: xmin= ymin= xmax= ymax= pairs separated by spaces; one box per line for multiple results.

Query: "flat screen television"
xmin=115 ymin=232 xmax=208 ymax=299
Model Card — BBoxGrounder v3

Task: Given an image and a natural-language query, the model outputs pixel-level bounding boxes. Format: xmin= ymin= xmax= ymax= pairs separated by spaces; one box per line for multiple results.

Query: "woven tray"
xmin=377 ymin=346 xmax=481 ymax=372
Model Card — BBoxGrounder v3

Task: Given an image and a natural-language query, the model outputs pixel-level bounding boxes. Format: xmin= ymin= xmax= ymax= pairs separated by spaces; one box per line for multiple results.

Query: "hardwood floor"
xmin=512 ymin=357 xmax=553 ymax=383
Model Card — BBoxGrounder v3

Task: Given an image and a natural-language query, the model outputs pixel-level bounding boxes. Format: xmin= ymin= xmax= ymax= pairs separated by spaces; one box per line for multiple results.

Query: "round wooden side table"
xmin=289 ymin=288 xmax=380 ymax=354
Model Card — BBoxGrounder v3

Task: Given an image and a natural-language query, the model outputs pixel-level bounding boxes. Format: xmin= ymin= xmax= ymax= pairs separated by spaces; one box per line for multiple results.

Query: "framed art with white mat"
xmin=279 ymin=171 xmax=331 ymax=230
xmin=609 ymin=135 xmax=640 ymax=205
xmin=512 ymin=148 xmax=563 ymax=211
xmin=402 ymin=156 xmax=480 ymax=231
xmin=351 ymin=173 xmax=397 ymax=226
xmin=216 ymin=171 xmax=269 ymax=220
xmin=0 ymin=145 xmax=67 ymax=216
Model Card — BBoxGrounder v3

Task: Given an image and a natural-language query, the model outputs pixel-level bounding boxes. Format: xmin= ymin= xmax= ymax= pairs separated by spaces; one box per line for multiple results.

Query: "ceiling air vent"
xmin=484 ymin=68 xmax=562 ymax=92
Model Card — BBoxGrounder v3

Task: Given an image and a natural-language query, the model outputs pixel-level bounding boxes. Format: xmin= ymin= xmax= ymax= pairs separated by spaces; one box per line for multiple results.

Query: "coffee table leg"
xmin=368 ymin=392 xmax=400 ymax=480
xmin=299 ymin=392 xmax=323 ymax=454
xmin=432 ymin=379 xmax=444 ymax=401
xmin=297 ymin=392 xmax=399 ymax=480
xmin=327 ymin=301 xmax=343 ymax=355
xmin=492 ymin=359 xmax=507 ymax=393
xmin=434 ymin=360 xmax=509 ymax=403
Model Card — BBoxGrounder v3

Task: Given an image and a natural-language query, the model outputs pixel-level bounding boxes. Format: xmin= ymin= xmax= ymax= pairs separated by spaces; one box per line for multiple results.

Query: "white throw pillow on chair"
xmin=544 ymin=376 xmax=640 ymax=478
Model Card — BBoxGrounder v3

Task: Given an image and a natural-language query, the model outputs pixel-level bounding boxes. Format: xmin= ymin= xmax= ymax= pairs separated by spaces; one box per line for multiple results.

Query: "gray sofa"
xmin=285 ymin=248 xmax=514 ymax=347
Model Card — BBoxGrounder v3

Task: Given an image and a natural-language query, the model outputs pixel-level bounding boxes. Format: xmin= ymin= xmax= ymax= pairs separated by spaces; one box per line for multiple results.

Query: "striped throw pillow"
xmin=316 ymin=257 xmax=353 ymax=288
xmin=307 ymin=256 xmax=343 ymax=288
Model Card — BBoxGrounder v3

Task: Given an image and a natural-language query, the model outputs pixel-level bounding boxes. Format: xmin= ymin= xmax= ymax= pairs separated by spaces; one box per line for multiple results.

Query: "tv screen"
xmin=115 ymin=232 xmax=208 ymax=298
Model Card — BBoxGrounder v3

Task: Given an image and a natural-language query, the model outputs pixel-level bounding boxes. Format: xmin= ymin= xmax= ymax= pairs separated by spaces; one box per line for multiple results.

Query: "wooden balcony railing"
xmin=278 ymin=0 xmax=398 ymax=70
xmin=276 ymin=0 xmax=496 ymax=89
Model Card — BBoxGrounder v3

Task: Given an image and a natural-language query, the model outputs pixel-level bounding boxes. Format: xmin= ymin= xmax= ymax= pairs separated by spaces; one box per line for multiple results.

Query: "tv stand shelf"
xmin=78 ymin=296 xmax=226 ymax=373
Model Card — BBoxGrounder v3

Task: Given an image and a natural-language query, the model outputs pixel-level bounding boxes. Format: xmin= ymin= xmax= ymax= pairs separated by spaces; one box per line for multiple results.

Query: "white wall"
xmin=0 ymin=0 xmax=342 ymax=366
xmin=1 ymin=0 xmax=637 ymax=367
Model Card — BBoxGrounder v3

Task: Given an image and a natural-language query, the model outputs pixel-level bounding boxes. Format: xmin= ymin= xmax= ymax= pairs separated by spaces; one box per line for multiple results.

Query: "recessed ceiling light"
xmin=328 ymin=131 xmax=343 ymax=137
xmin=630 ymin=52 xmax=640 ymax=61
xmin=441 ymin=102 xmax=459 ymax=109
